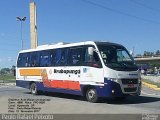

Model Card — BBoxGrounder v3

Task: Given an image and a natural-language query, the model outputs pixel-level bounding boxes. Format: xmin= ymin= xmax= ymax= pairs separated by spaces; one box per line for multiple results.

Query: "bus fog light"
xmin=112 ymin=79 xmax=118 ymax=83
xmin=112 ymin=90 xmax=115 ymax=93
xmin=108 ymin=78 xmax=118 ymax=82
xmin=115 ymin=79 xmax=118 ymax=82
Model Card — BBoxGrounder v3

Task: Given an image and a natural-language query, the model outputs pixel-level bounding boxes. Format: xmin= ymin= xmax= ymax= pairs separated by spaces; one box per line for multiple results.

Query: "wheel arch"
xmin=29 ymin=81 xmax=35 ymax=89
xmin=82 ymin=85 xmax=96 ymax=96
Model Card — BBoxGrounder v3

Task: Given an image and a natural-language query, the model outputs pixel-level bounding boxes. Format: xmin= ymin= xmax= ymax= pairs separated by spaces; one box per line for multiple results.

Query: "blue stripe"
xmin=16 ymin=80 xmax=30 ymax=89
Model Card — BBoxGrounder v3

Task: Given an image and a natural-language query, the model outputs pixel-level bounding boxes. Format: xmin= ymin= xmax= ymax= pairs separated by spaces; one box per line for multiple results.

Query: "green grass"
xmin=142 ymin=79 xmax=160 ymax=88
xmin=0 ymin=74 xmax=16 ymax=82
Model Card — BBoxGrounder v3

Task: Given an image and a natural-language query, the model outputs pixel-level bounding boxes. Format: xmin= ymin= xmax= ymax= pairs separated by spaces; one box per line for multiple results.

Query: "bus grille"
xmin=121 ymin=79 xmax=138 ymax=84
xmin=124 ymin=88 xmax=137 ymax=92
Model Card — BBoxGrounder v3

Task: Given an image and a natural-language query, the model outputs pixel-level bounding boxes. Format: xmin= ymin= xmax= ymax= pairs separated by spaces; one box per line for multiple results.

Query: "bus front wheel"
xmin=86 ymin=88 xmax=99 ymax=103
xmin=30 ymin=83 xmax=38 ymax=95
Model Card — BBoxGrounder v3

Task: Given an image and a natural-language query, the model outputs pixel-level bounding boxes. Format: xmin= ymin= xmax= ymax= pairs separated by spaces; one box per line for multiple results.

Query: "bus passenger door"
xmin=68 ymin=67 xmax=81 ymax=91
xmin=67 ymin=47 xmax=83 ymax=91
xmin=47 ymin=48 xmax=70 ymax=89
xmin=81 ymin=47 xmax=104 ymax=85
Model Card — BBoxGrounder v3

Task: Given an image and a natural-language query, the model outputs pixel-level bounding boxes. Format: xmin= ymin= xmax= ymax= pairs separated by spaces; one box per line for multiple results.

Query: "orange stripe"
xmin=20 ymin=69 xmax=42 ymax=76
xmin=68 ymin=81 xmax=81 ymax=90
xmin=44 ymin=80 xmax=81 ymax=91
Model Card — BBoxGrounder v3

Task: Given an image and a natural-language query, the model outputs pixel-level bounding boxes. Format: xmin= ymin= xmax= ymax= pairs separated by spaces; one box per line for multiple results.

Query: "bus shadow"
xmin=25 ymin=92 xmax=160 ymax=104
xmin=46 ymin=92 xmax=85 ymax=101
xmin=104 ymin=96 xmax=160 ymax=104
xmin=25 ymin=91 xmax=85 ymax=101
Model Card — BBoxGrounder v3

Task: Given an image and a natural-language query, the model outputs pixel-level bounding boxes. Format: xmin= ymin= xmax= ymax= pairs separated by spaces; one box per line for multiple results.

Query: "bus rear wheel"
xmin=86 ymin=88 xmax=99 ymax=103
xmin=30 ymin=83 xmax=38 ymax=95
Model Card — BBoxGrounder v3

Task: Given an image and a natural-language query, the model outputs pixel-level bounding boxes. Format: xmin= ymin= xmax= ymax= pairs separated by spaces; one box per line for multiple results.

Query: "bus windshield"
xmin=97 ymin=44 xmax=138 ymax=71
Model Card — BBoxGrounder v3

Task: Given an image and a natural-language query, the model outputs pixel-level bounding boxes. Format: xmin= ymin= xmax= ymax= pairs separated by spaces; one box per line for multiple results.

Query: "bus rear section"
xmin=16 ymin=41 xmax=141 ymax=103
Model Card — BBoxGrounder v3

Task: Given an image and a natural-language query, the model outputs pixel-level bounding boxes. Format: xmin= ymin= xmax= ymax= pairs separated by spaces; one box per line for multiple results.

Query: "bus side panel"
xmin=80 ymin=79 xmax=125 ymax=98
xmin=16 ymin=80 xmax=30 ymax=89
xmin=16 ymin=80 xmax=82 ymax=95
xmin=16 ymin=79 xmax=125 ymax=98
xmin=36 ymin=82 xmax=83 ymax=95
xmin=95 ymin=78 xmax=125 ymax=97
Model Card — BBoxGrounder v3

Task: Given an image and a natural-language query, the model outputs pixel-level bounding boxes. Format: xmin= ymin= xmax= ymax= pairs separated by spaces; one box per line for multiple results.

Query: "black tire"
xmin=86 ymin=88 xmax=99 ymax=103
xmin=30 ymin=83 xmax=38 ymax=95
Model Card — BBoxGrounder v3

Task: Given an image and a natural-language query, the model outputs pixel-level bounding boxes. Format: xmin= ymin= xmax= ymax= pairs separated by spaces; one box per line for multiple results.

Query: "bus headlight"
xmin=107 ymin=78 xmax=118 ymax=83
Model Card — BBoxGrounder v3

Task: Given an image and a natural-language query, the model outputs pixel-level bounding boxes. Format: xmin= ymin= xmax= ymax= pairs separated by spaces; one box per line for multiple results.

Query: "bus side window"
xmin=17 ymin=53 xmax=23 ymax=67
xmin=23 ymin=53 xmax=30 ymax=67
xmin=55 ymin=48 xmax=68 ymax=66
xmin=30 ymin=52 xmax=39 ymax=67
xmin=69 ymin=48 xmax=82 ymax=66
xmin=17 ymin=53 xmax=31 ymax=67
xmin=50 ymin=50 xmax=55 ymax=66
xmin=84 ymin=47 xmax=102 ymax=68
xmin=40 ymin=50 xmax=50 ymax=67
xmin=55 ymin=49 xmax=62 ymax=66
xmin=85 ymin=48 xmax=99 ymax=62
xmin=85 ymin=48 xmax=93 ymax=63
xmin=93 ymin=51 xmax=100 ymax=62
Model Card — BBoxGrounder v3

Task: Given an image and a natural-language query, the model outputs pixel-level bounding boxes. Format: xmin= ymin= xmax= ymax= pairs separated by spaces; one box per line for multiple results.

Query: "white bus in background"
xmin=16 ymin=41 xmax=141 ymax=103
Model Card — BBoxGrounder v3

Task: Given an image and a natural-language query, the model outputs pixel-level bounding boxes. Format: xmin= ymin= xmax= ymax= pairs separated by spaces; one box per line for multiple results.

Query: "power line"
xmin=81 ymin=0 xmax=160 ymax=24
xmin=129 ymin=0 xmax=160 ymax=12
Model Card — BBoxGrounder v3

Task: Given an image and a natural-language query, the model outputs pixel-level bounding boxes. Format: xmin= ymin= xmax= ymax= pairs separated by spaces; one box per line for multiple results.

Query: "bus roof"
xmin=95 ymin=41 xmax=123 ymax=47
xmin=19 ymin=41 xmax=123 ymax=53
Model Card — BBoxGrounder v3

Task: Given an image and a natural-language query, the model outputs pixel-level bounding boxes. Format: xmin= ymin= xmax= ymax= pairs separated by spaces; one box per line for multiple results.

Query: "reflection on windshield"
xmin=97 ymin=44 xmax=138 ymax=71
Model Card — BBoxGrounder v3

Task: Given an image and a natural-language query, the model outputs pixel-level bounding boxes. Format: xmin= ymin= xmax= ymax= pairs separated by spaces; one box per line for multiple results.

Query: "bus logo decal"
xmin=83 ymin=68 xmax=87 ymax=73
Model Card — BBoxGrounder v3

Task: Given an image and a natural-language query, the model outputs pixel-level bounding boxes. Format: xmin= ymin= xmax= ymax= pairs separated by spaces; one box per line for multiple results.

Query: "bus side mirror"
xmin=88 ymin=47 xmax=94 ymax=56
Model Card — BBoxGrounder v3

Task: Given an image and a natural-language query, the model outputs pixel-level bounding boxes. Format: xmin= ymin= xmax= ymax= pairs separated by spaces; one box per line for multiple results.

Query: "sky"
xmin=0 ymin=0 xmax=160 ymax=68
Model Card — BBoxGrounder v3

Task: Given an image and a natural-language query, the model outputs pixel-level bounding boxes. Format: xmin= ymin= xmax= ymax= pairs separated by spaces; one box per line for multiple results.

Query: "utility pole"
xmin=16 ymin=17 xmax=26 ymax=50
xmin=30 ymin=1 xmax=38 ymax=49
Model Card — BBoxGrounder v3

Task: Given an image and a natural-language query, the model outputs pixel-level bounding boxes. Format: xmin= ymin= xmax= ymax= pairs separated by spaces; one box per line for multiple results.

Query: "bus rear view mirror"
xmin=88 ymin=47 xmax=94 ymax=56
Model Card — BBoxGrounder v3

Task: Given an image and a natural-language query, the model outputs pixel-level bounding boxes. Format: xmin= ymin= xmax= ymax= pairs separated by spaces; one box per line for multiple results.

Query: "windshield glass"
xmin=97 ymin=44 xmax=138 ymax=71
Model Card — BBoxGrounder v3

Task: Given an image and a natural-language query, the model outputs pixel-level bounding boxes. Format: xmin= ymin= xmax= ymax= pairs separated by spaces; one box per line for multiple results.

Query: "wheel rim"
xmin=88 ymin=89 xmax=96 ymax=100
xmin=31 ymin=84 xmax=36 ymax=94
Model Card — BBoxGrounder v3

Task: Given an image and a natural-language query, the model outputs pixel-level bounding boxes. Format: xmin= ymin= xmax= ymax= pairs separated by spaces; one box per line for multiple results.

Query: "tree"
xmin=135 ymin=54 xmax=142 ymax=58
xmin=143 ymin=51 xmax=155 ymax=57
xmin=0 ymin=68 xmax=10 ymax=75
xmin=11 ymin=65 xmax=16 ymax=76
xmin=156 ymin=50 xmax=160 ymax=55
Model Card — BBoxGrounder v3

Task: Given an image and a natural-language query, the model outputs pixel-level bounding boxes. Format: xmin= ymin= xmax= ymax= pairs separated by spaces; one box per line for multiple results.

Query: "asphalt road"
xmin=0 ymin=85 xmax=160 ymax=114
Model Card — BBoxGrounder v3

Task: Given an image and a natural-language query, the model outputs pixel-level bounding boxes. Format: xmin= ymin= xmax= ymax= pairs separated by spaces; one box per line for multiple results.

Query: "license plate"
xmin=128 ymin=84 xmax=134 ymax=88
